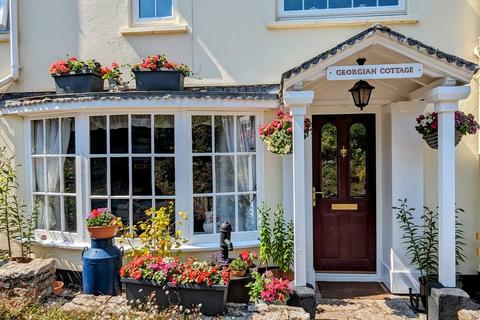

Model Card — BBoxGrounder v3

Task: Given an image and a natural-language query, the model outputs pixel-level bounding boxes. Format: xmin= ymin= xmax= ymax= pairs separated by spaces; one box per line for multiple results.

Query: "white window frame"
xmin=0 ymin=0 xmax=8 ymax=30
xmin=277 ymin=0 xmax=406 ymax=19
xmin=24 ymin=110 xmax=264 ymax=247
xmin=187 ymin=111 xmax=263 ymax=245
xmin=86 ymin=111 xmax=179 ymax=238
xmin=25 ymin=113 xmax=84 ymax=244
xmin=132 ymin=0 xmax=176 ymax=25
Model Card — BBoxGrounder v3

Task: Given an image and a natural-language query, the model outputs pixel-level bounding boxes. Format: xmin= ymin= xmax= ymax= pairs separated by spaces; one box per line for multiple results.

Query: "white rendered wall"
xmin=381 ymin=101 xmax=426 ymax=294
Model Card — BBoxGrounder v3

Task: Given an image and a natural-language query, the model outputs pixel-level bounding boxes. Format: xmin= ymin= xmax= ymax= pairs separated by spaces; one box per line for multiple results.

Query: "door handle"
xmin=312 ymin=187 xmax=324 ymax=207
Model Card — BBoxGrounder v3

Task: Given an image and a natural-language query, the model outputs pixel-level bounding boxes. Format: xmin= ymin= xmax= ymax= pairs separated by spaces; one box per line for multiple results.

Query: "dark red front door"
xmin=312 ymin=114 xmax=376 ymax=272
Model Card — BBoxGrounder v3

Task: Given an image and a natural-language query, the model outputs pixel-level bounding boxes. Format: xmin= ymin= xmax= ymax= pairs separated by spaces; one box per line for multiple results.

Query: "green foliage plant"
xmin=246 ymin=271 xmax=264 ymax=302
xmin=394 ymin=198 xmax=467 ymax=282
xmin=258 ymin=203 xmax=294 ymax=272
xmin=119 ymin=202 xmax=188 ymax=259
xmin=230 ymin=258 xmax=248 ymax=271
xmin=258 ymin=203 xmax=272 ymax=267
xmin=0 ymin=148 xmax=37 ymax=258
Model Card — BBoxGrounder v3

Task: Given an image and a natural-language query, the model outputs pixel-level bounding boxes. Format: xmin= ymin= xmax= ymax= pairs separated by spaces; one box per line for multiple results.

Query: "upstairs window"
xmin=0 ymin=0 xmax=8 ymax=31
xmin=280 ymin=0 xmax=405 ymax=19
xmin=134 ymin=0 xmax=174 ymax=22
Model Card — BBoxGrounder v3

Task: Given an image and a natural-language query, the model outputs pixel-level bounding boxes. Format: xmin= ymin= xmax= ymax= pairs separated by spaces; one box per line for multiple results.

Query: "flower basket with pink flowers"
xmin=131 ymin=54 xmax=192 ymax=91
xmin=260 ymin=110 xmax=312 ymax=155
xmin=415 ymin=111 xmax=479 ymax=149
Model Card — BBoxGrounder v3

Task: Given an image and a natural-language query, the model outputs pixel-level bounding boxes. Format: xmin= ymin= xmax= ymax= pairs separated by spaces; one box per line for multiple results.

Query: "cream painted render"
xmin=0 ymin=0 xmax=478 ymax=290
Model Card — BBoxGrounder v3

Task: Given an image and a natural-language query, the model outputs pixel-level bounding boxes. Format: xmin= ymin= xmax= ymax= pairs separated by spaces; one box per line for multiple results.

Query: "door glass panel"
xmin=349 ymin=123 xmax=367 ymax=198
xmin=321 ymin=123 xmax=337 ymax=198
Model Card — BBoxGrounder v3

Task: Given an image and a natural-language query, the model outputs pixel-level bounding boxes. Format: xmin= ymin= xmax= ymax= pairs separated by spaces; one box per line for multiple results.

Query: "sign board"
xmin=327 ymin=63 xmax=423 ymax=81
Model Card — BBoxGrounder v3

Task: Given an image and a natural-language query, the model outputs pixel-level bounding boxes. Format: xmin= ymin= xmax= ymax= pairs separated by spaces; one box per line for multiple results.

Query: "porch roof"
xmin=280 ymin=24 xmax=479 ymax=95
xmin=0 ymin=85 xmax=280 ymax=114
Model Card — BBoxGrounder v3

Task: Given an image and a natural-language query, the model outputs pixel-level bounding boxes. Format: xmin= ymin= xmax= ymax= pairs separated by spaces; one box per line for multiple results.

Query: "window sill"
xmin=266 ymin=15 xmax=419 ymax=30
xmin=0 ymin=33 xmax=9 ymax=43
xmin=31 ymin=238 xmax=260 ymax=252
xmin=120 ymin=24 xmax=189 ymax=35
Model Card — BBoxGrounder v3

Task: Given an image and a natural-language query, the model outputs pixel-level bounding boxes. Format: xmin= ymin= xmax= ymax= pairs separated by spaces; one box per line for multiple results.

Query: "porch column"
xmin=425 ymin=86 xmax=471 ymax=287
xmin=284 ymin=91 xmax=314 ymax=287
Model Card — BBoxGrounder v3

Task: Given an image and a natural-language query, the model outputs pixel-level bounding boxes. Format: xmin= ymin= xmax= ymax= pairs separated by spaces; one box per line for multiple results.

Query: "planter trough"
xmin=133 ymin=70 xmax=184 ymax=91
xmin=122 ymin=278 xmax=228 ymax=316
xmin=52 ymin=73 xmax=104 ymax=94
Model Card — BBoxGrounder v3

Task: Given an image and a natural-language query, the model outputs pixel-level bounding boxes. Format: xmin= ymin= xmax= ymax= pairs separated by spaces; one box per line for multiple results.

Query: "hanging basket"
xmin=422 ymin=131 xmax=463 ymax=149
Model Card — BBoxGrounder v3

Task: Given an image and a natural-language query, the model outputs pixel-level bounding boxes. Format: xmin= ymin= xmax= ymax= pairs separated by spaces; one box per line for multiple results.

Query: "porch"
xmin=281 ymin=24 xmax=478 ymax=294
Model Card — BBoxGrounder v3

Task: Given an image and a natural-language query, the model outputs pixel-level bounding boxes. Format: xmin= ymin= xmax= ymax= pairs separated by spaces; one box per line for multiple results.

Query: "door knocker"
xmin=340 ymin=145 xmax=348 ymax=158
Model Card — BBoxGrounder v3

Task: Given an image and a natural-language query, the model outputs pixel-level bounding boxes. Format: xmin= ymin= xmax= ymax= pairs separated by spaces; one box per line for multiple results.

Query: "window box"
xmin=121 ymin=278 xmax=229 ymax=316
xmin=52 ymin=73 xmax=104 ymax=94
xmin=133 ymin=70 xmax=184 ymax=91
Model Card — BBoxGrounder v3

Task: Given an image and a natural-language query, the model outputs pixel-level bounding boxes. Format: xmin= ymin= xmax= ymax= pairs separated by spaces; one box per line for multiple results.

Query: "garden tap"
xmin=219 ymin=221 xmax=233 ymax=261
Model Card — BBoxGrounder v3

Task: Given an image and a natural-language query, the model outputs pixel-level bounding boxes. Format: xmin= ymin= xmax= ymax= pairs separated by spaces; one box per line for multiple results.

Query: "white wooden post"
xmin=426 ymin=86 xmax=471 ymax=287
xmin=284 ymin=91 xmax=314 ymax=287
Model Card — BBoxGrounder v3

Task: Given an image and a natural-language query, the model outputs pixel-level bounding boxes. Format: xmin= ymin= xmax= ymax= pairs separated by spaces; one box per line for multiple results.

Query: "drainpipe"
xmin=0 ymin=0 xmax=19 ymax=89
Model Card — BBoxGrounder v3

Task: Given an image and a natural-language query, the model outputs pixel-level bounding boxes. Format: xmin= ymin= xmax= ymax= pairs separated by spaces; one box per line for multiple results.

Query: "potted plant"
xmin=394 ymin=199 xmax=467 ymax=310
xmin=86 ymin=208 xmax=120 ymax=239
xmin=246 ymin=271 xmax=292 ymax=304
xmin=131 ymin=54 xmax=192 ymax=91
xmin=121 ymin=255 xmax=231 ymax=316
xmin=415 ymin=111 xmax=479 ymax=149
xmin=101 ymin=62 xmax=125 ymax=92
xmin=230 ymin=258 xmax=248 ymax=277
xmin=49 ymin=56 xmax=104 ymax=93
xmin=239 ymin=250 xmax=258 ymax=268
xmin=259 ymin=110 xmax=312 ymax=155
xmin=258 ymin=203 xmax=294 ymax=281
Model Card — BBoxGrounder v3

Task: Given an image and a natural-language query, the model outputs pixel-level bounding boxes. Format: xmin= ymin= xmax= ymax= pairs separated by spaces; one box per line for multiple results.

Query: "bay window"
xmin=280 ymin=0 xmax=405 ymax=18
xmin=28 ymin=111 xmax=261 ymax=246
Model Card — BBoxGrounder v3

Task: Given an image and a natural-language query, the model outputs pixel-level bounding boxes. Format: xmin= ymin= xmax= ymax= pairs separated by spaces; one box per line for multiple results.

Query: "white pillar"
xmin=425 ymin=86 xmax=471 ymax=287
xmin=284 ymin=91 xmax=314 ymax=287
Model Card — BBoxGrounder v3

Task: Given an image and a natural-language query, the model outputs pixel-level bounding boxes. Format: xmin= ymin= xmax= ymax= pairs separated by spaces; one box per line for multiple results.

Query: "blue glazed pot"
xmin=82 ymin=238 xmax=121 ymax=296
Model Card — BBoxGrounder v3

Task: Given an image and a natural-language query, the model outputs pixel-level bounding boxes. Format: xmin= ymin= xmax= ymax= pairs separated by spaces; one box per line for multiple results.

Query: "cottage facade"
xmin=0 ymin=0 xmax=479 ymax=293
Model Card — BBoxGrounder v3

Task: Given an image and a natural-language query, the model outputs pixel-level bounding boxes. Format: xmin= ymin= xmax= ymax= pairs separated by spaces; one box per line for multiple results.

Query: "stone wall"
xmin=0 ymin=258 xmax=55 ymax=300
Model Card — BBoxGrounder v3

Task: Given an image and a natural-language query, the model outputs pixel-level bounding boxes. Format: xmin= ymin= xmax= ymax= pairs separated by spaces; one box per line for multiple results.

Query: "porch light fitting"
xmin=348 ymin=58 xmax=375 ymax=111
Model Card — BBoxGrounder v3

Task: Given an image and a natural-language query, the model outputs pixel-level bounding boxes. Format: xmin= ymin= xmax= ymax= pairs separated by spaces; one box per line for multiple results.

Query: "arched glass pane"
xmin=321 ymin=123 xmax=337 ymax=198
xmin=350 ymin=123 xmax=367 ymax=198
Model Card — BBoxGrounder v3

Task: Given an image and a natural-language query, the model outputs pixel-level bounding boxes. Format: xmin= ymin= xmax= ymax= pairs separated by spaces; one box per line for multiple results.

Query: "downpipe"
xmin=0 ymin=0 xmax=19 ymax=89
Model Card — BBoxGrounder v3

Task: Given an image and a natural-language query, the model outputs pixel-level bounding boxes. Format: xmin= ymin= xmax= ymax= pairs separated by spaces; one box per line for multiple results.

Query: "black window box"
xmin=52 ymin=73 xmax=104 ymax=94
xmin=121 ymin=277 xmax=228 ymax=316
xmin=133 ymin=70 xmax=184 ymax=91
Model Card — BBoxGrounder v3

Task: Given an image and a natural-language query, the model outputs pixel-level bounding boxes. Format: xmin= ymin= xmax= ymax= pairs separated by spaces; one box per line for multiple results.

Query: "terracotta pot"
xmin=53 ymin=280 xmax=64 ymax=295
xmin=422 ymin=131 xmax=463 ymax=149
xmin=10 ymin=256 xmax=33 ymax=263
xmin=87 ymin=224 xmax=118 ymax=239
xmin=271 ymin=268 xmax=295 ymax=281
xmin=231 ymin=269 xmax=247 ymax=278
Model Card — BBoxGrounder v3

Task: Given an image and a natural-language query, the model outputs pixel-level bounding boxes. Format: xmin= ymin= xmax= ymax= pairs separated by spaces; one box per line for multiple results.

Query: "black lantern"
xmin=348 ymin=58 xmax=375 ymax=111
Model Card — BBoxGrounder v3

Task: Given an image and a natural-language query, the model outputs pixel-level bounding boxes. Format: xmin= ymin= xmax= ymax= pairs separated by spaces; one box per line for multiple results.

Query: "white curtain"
xmin=237 ymin=116 xmax=257 ymax=231
xmin=216 ymin=116 xmax=235 ymax=228
xmin=35 ymin=118 xmax=72 ymax=231
xmin=33 ymin=121 xmax=46 ymax=229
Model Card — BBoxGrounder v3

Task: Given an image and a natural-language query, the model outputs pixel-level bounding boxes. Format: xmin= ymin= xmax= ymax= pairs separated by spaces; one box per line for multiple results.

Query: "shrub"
xmin=229 ymin=258 xmax=248 ymax=271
